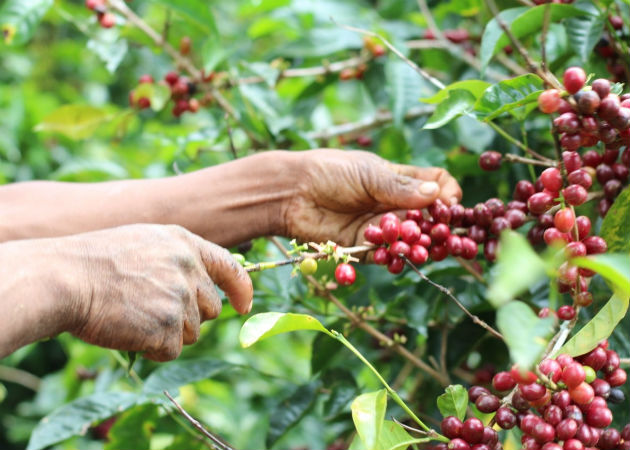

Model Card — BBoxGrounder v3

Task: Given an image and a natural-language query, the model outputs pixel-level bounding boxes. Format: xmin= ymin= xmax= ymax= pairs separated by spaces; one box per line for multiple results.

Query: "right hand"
xmin=62 ymin=224 xmax=253 ymax=361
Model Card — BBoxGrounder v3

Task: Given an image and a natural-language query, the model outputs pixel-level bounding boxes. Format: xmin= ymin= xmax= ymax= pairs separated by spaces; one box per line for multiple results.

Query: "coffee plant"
xmin=0 ymin=0 xmax=628 ymax=449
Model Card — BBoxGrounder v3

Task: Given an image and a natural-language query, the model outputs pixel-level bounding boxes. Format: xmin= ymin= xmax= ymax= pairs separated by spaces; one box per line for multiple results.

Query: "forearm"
xmin=0 ymin=151 xmax=299 ymax=247
xmin=0 ymin=240 xmax=78 ymax=357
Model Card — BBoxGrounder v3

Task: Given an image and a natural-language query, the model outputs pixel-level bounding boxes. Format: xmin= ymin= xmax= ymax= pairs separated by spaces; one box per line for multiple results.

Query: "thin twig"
xmin=402 ymin=257 xmax=504 ymax=340
xmin=332 ymin=20 xmax=445 ymax=90
xmin=487 ymin=121 xmax=555 ymax=162
xmin=306 ymin=106 xmax=435 ymax=141
xmin=164 ymin=390 xmax=236 ymax=450
xmin=455 ymin=257 xmax=486 ymax=284
xmin=504 ymin=153 xmax=555 ymax=167
xmin=268 ymin=237 xmax=450 ymax=386
xmin=0 ymin=365 xmax=41 ymax=391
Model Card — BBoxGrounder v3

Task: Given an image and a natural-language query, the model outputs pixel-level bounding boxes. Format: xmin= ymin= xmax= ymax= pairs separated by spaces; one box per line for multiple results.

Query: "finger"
xmin=144 ymin=332 xmax=184 ymax=362
xmin=371 ymin=168 xmax=440 ymax=210
xmin=195 ymin=239 xmax=253 ymax=315
xmin=197 ymin=281 xmax=222 ymax=321
xmin=393 ymin=165 xmax=463 ymax=206
xmin=183 ymin=287 xmax=201 ymax=345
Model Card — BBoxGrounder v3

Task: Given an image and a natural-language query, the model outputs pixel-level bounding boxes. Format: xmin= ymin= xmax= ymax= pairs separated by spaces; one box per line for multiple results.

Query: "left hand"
xmin=282 ymin=149 xmax=462 ymax=247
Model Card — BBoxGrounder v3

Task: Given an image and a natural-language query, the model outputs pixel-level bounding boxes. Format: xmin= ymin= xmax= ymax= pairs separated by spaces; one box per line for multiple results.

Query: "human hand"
xmin=283 ymin=149 xmax=462 ymax=247
xmin=64 ymin=224 xmax=253 ymax=361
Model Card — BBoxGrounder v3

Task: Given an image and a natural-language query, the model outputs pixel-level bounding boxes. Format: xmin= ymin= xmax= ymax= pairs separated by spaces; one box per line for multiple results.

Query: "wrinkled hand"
xmin=65 ymin=224 xmax=252 ymax=361
xmin=284 ymin=150 xmax=462 ymax=247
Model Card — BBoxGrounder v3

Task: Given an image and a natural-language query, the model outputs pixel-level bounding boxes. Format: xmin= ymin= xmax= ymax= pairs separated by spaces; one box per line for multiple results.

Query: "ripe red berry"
xmin=540 ymin=168 xmax=563 ymax=192
xmin=585 ymin=406 xmax=612 ymax=428
xmin=460 ymin=237 xmax=478 ymax=260
xmin=364 ymin=224 xmax=384 ymax=245
xmin=400 ymin=220 xmax=421 ymax=244
xmin=447 ymin=438 xmax=471 ymax=450
xmin=576 ymin=90 xmax=601 ymax=115
xmin=490 ymin=217 xmax=510 ymax=236
xmin=188 ymin=98 xmax=200 ymax=113
xmin=554 ymin=208 xmax=575 ymax=233
xmin=418 ymin=233 xmax=432 ymax=248
xmin=492 ymin=371 xmax=516 ymax=391
xmin=373 ymin=247 xmax=390 ymax=265
xmin=583 ymin=235 xmax=607 ymax=254
xmin=409 ymin=244 xmax=429 ymax=265
xmin=462 ymin=418 xmax=484 ymax=444
xmin=495 ymin=407 xmax=517 ymax=429
xmin=476 ymin=394 xmax=500 ymax=413
xmin=483 ymin=239 xmax=498 ymax=262
xmin=538 ymin=89 xmax=562 ymax=113
xmin=381 ymin=220 xmax=400 ymax=244
xmin=85 ymin=0 xmax=105 ymax=10
xmin=557 ymin=305 xmax=576 ymax=321
xmin=99 ymin=12 xmax=116 ymax=28
xmin=389 ymin=241 xmax=410 ymax=258
xmin=582 ymin=150 xmax=602 ymax=168
xmin=511 ymin=365 xmax=537 ymax=384
xmin=575 ymin=216 xmax=591 ymax=239
xmin=430 ymin=223 xmax=451 ymax=245
xmin=556 ymin=418 xmax=578 ymax=441
xmin=479 ymin=151 xmax=502 ymax=171
xmin=562 ymin=363 xmax=586 ymax=388
xmin=563 ymin=185 xmax=588 ymax=206
xmin=519 ymin=382 xmax=547 ymax=401
xmin=563 ymin=151 xmax=583 ymax=173
xmin=445 ymin=235 xmax=463 ymax=256
xmin=539 ymin=359 xmax=562 ymax=383
xmin=441 ymin=416 xmax=463 ymax=439
xmin=563 ymin=67 xmax=586 ymax=94
xmin=514 ymin=180 xmax=536 ymax=201
xmin=335 ymin=263 xmax=356 ymax=286
xmin=139 ymin=74 xmax=154 ymax=84
xmin=137 ymin=97 xmax=151 ymax=109
xmin=387 ymin=255 xmax=404 ymax=274
xmin=591 ymin=78 xmax=611 ymax=99
xmin=528 ymin=192 xmax=554 ymax=215
xmin=599 ymin=94 xmax=621 ymax=121
xmin=569 ymin=382 xmax=594 ymax=405
xmin=605 ymin=368 xmax=627 ymax=387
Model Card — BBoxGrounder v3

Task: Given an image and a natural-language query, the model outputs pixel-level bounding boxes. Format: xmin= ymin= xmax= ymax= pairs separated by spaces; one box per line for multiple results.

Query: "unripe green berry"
xmin=583 ymin=365 xmax=596 ymax=384
xmin=300 ymin=258 xmax=318 ymax=275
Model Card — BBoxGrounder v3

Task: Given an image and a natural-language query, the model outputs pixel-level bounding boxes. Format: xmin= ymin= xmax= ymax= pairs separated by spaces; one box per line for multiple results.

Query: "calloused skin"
xmin=0 ymin=149 xmax=461 ymax=360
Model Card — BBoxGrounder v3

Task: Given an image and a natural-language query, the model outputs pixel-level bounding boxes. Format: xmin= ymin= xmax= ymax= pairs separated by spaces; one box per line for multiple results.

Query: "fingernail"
xmin=419 ymin=181 xmax=439 ymax=195
xmin=450 ymin=196 xmax=459 ymax=205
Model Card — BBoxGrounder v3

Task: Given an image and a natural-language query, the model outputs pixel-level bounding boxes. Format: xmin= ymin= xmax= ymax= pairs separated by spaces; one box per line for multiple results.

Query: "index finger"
xmin=195 ymin=238 xmax=254 ymax=315
xmin=393 ymin=165 xmax=462 ymax=206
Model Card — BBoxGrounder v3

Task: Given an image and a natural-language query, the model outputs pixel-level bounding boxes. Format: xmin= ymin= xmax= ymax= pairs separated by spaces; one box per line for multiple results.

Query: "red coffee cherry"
xmin=364 ymin=225 xmax=384 ymax=245
xmin=582 ymin=150 xmax=602 ymax=168
xmin=492 ymin=371 xmax=516 ymax=391
xmin=562 ymin=362 xmax=586 ymax=388
xmin=479 ymin=151 xmax=502 ymax=171
xmin=483 ymin=239 xmax=498 ymax=262
xmin=585 ymin=406 xmax=612 ymax=428
xmin=387 ymin=255 xmax=405 ymax=274
xmin=554 ymin=208 xmax=575 ymax=233
xmin=389 ymin=241 xmax=410 ymax=257
xmin=540 ymin=167 xmax=563 ymax=192
xmin=381 ymin=219 xmax=400 ymax=244
xmin=591 ymin=79 xmax=611 ymax=99
xmin=519 ymin=382 xmax=547 ymax=401
xmin=462 ymin=418 xmax=484 ymax=444
xmin=505 ymin=209 xmax=526 ymax=229
xmin=441 ymin=416 xmax=463 ymax=439
xmin=576 ymin=90 xmax=601 ymax=115
xmin=567 ymin=170 xmax=592 ymax=189
xmin=557 ymin=305 xmax=576 ymax=321
xmin=400 ymin=220 xmax=421 ymax=244
xmin=373 ymin=247 xmax=390 ymax=265
xmin=528 ymin=192 xmax=554 ymax=215
xmin=538 ymin=89 xmax=562 ymax=113
xmin=164 ymin=71 xmax=179 ymax=85
xmin=460 ymin=237 xmax=478 ymax=260
xmin=563 ymin=184 xmax=588 ymax=206
xmin=447 ymin=438 xmax=471 ymax=450
xmin=99 ymin=12 xmax=116 ymax=28
xmin=563 ymin=67 xmax=586 ymax=94
xmin=569 ymin=382 xmax=594 ymax=405
xmin=575 ymin=216 xmax=591 ymax=239
xmin=539 ymin=359 xmax=562 ymax=383
xmin=605 ymin=368 xmax=627 ymax=387
xmin=430 ymin=223 xmax=451 ymax=244
xmin=495 ymin=407 xmax=517 ymax=429
xmin=563 ymin=151 xmax=583 ymax=173
xmin=476 ymin=394 xmax=500 ymax=413
xmin=409 ymin=244 xmax=429 ymax=265
xmin=514 ymin=180 xmax=536 ymax=201
xmin=335 ymin=263 xmax=356 ymax=286
xmin=583 ymin=235 xmax=607 ymax=254
xmin=446 ymin=235 xmax=463 ymax=256
xmin=555 ymin=418 xmax=578 ymax=441
xmin=85 ymin=0 xmax=105 ymax=10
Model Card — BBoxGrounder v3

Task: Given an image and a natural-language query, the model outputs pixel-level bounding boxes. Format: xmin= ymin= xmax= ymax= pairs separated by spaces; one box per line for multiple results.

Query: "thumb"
xmin=373 ymin=172 xmax=441 ymax=210
xmin=196 ymin=239 xmax=253 ymax=315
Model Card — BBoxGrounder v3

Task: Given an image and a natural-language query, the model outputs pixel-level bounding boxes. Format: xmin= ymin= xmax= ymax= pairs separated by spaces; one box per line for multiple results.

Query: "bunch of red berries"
xmin=129 ymin=72 xmax=203 ymax=117
xmin=435 ymin=343 xmax=628 ymax=450
xmin=85 ymin=0 xmax=116 ymax=28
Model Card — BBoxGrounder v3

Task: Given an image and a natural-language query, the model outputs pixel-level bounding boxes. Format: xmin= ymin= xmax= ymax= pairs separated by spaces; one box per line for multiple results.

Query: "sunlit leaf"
xmin=34 ymin=105 xmax=112 ymax=140
xmin=600 ymin=187 xmax=630 ymax=253
xmin=437 ymin=385 xmax=468 ymax=421
xmin=565 ymin=11 xmax=606 ymax=62
xmin=142 ymin=358 xmax=235 ymax=395
xmin=423 ymin=90 xmax=476 ymax=130
xmin=557 ymin=293 xmax=630 ymax=357
xmin=421 ymin=80 xmax=490 ymax=104
xmin=351 ymin=390 xmax=387 ymax=450
xmin=474 ymin=74 xmax=544 ymax=121
xmin=240 ymin=312 xmax=331 ymax=348
xmin=0 ymin=0 xmax=53 ymax=46
xmin=104 ymin=404 xmax=159 ymax=450
xmin=572 ymin=254 xmax=630 ymax=297
xmin=497 ymin=301 xmax=555 ymax=369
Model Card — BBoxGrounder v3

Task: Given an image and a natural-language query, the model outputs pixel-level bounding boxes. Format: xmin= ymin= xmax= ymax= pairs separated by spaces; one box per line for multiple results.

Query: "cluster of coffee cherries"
xmin=85 ymin=0 xmax=116 ymax=28
xmin=129 ymin=72 xmax=205 ymax=117
xmin=435 ymin=343 xmax=628 ymax=450
xmin=338 ymin=37 xmax=387 ymax=81
xmin=595 ymin=18 xmax=627 ymax=83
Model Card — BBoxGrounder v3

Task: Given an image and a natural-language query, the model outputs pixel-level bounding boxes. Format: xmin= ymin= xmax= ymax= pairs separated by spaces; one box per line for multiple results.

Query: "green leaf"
xmin=201 ymin=37 xmax=228 ymax=73
xmin=421 ymin=80 xmax=491 ymax=104
xmin=474 ymin=74 xmax=544 ymax=121
xmin=600 ymin=186 xmax=630 ymax=253
xmin=266 ymin=380 xmax=322 ymax=447
xmin=0 ymin=0 xmax=53 ymax=46
xmin=572 ymin=254 xmax=630 ymax=297
xmin=487 ymin=231 xmax=548 ymax=307
xmin=104 ymin=404 xmax=159 ymax=450
xmin=386 ymin=60 xmax=427 ymax=126
xmin=26 ymin=392 xmax=138 ymax=450
xmin=497 ymin=301 xmax=555 ymax=370
xmin=34 ymin=105 xmax=112 ymax=140
xmin=51 ymin=160 xmax=128 ymax=182
xmin=146 ymin=0 xmax=217 ymax=36
xmin=423 ymin=90 xmax=476 ymax=130
xmin=565 ymin=12 xmax=606 ymax=62
xmin=436 ymin=385 xmax=468 ymax=421
xmin=239 ymin=312 xmax=332 ymax=348
xmin=133 ymin=83 xmax=171 ymax=111
xmin=351 ymin=390 xmax=387 ymax=450
xmin=142 ymin=358 xmax=234 ymax=396
xmin=349 ymin=421 xmax=416 ymax=450
xmin=557 ymin=292 xmax=630 ymax=357
xmin=480 ymin=5 xmax=593 ymax=70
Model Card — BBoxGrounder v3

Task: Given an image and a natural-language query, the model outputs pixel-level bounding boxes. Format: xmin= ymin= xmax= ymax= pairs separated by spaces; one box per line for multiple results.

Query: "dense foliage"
xmin=0 ymin=0 xmax=629 ymax=449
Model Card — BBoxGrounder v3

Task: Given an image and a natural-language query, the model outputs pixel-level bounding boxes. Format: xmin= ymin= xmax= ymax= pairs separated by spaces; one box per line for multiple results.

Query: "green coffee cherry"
xmin=299 ymin=258 xmax=318 ymax=275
